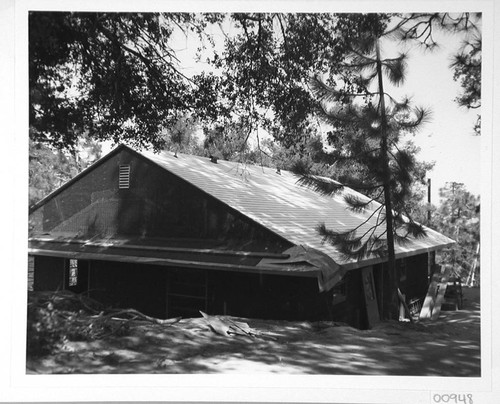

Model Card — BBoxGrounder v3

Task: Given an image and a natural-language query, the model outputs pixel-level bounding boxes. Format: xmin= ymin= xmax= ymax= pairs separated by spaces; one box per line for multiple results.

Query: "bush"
xmin=27 ymin=299 xmax=66 ymax=356
xmin=27 ymin=291 xmax=132 ymax=357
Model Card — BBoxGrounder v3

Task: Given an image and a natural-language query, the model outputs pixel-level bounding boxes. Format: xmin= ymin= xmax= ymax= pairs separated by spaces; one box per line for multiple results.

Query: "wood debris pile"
xmin=199 ymin=311 xmax=278 ymax=340
xmin=27 ymin=291 xmax=180 ymax=356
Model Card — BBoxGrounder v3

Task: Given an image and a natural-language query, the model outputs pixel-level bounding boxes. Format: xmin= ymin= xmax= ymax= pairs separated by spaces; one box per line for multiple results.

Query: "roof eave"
xmin=28 ymin=247 xmax=317 ymax=278
xmin=340 ymin=240 xmax=456 ymax=271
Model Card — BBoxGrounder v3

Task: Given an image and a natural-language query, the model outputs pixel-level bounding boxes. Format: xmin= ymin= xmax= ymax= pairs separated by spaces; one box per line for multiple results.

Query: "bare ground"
xmin=26 ymin=287 xmax=480 ymax=376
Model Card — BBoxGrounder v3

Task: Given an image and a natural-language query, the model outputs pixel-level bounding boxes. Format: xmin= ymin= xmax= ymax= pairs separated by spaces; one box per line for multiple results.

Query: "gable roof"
xmin=28 ymin=144 xmax=454 ymax=291
xmin=130 ymin=145 xmax=453 ymax=270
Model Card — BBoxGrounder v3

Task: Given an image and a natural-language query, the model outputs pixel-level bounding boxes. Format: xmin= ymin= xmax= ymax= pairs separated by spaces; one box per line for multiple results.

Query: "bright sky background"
xmin=171 ymin=19 xmax=482 ymax=205
xmin=388 ymin=31 xmax=482 ymax=204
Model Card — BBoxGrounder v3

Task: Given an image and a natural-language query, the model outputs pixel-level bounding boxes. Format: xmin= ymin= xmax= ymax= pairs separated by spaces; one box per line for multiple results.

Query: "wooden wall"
xmin=33 ymin=149 xmax=292 ymax=254
xmin=33 ymin=256 xmax=65 ymax=291
xmin=30 ymin=252 xmax=431 ymax=328
xmin=88 ymin=260 xmax=330 ymax=321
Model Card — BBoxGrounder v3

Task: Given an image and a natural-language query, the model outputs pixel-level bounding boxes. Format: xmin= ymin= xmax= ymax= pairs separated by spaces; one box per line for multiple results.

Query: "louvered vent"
xmin=118 ymin=164 xmax=131 ymax=189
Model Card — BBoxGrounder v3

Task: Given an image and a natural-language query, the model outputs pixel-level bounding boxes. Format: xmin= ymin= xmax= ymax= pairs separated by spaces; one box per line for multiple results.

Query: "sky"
xmin=387 ymin=32 xmax=482 ymax=204
xmin=169 ymin=17 xmax=482 ymax=205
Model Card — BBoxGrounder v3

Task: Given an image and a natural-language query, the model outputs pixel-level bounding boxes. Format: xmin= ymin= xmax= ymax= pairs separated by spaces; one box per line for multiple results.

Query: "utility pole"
xmin=427 ymin=178 xmax=431 ymax=224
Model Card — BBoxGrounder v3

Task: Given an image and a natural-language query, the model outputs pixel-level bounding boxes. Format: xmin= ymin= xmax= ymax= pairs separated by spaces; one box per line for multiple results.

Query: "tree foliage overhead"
xmin=451 ymin=35 xmax=481 ymax=109
xmin=208 ymin=13 xmax=371 ymax=149
xmin=451 ymin=31 xmax=482 ymax=135
xmin=29 ymin=11 xmax=221 ymax=151
xmin=30 ymin=11 xmax=481 ymax=153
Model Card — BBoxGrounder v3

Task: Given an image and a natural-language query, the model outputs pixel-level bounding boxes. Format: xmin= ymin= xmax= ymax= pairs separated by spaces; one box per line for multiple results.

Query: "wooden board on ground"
xmin=419 ymin=265 xmax=451 ymax=320
xmin=430 ymin=270 xmax=450 ymax=321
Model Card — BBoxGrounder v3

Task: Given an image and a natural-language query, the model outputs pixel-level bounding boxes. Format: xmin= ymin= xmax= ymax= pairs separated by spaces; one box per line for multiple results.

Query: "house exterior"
xmin=28 ymin=144 xmax=454 ymax=329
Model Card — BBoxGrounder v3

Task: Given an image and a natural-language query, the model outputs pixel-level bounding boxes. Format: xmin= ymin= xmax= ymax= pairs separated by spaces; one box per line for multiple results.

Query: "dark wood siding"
xmin=399 ymin=253 xmax=429 ymax=300
xmin=89 ymin=260 xmax=168 ymax=319
xmin=329 ymin=269 xmax=368 ymax=329
xmin=87 ymin=260 xmax=330 ymax=321
xmin=33 ymin=256 xmax=65 ymax=291
xmin=35 ymin=149 xmax=292 ymax=253
xmin=372 ymin=253 xmax=430 ymax=320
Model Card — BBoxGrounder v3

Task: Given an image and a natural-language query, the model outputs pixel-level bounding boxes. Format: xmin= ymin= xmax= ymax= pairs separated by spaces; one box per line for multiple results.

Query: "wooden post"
xmin=427 ymin=178 xmax=432 ymax=223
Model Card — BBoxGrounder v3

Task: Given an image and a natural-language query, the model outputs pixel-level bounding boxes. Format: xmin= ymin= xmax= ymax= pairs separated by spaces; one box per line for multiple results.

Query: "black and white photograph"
xmin=1 ymin=0 xmax=498 ymax=403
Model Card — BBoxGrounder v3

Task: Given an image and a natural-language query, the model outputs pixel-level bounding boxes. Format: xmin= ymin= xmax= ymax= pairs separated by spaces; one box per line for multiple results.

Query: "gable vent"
xmin=118 ymin=165 xmax=131 ymax=189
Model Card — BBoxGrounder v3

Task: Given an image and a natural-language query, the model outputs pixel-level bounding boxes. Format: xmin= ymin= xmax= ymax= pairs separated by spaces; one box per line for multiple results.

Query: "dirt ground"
xmin=26 ymin=287 xmax=480 ymax=376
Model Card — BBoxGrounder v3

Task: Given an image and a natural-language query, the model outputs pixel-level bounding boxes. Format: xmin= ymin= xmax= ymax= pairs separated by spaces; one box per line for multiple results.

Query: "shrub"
xmin=27 ymin=291 xmax=131 ymax=357
xmin=27 ymin=299 xmax=66 ymax=356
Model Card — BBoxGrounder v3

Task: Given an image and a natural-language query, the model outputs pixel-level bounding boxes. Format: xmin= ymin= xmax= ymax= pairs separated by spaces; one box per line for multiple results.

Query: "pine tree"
xmin=301 ymin=16 xmax=430 ymax=319
xmin=432 ymin=183 xmax=480 ymax=282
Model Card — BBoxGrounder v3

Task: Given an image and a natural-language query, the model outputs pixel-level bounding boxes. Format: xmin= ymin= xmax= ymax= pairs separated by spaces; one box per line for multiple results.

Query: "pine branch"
xmin=387 ymin=149 xmax=414 ymax=188
xmin=343 ymin=194 xmax=372 ymax=212
xmin=348 ymin=36 xmax=377 ymax=60
xmin=357 ymin=221 xmax=385 ymax=245
xmin=296 ymin=175 xmax=344 ymax=196
xmin=382 ymin=54 xmax=407 ymax=86
xmin=397 ymin=106 xmax=432 ymax=130
xmin=317 ymin=224 xmax=366 ymax=259
xmin=393 ymin=220 xmax=426 ymax=241
xmin=317 ymin=223 xmax=360 ymax=247
xmin=390 ymin=96 xmax=412 ymax=114
xmin=393 ymin=230 xmax=413 ymax=245
xmin=317 ymin=205 xmax=392 ymax=261
xmin=319 ymin=103 xmax=365 ymax=126
xmin=343 ymin=187 xmax=384 ymax=213
xmin=309 ymin=76 xmax=372 ymax=108
xmin=308 ymin=76 xmax=341 ymax=103
xmin=343 ymin=203 xmax=385 ymax=235
xmin=370 ymin=227 xmax=388 ymax=255
xmin=405 ymin=220 xmax=427 ymax=239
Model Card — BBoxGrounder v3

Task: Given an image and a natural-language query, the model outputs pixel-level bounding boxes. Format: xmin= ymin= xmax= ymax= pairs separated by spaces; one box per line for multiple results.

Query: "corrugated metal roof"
xmin=136 ymin=147 xmax=454 ymax=270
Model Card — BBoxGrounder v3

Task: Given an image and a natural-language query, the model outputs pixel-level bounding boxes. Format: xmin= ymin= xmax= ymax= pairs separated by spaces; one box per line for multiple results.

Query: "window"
xmin=68 ymin=259 xmax=78 ymax=287
xmin=119 ymin=164 xmax=131 ymax=189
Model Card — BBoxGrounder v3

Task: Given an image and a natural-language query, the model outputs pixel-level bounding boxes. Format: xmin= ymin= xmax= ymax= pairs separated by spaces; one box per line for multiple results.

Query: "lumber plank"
xmin=419 ymin=265 xmax=451 ymax=320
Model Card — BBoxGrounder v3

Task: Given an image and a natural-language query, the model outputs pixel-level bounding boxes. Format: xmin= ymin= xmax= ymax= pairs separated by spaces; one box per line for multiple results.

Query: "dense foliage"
xmin=208 ymin=13 xmax=356 ymax=148
xmin=432 ymin=183 xmax=480 ymax=284
xmin=451 ymin=33 xmax=482 ymax=135
xmin=27 ymin=291 xmax=119 ymax=356
xmin=29 ymin=12 xmax=222 ymax=151
xmin=28 ymin=135 xmax=101 ymax=207
xmin=30 ymin=11 xmax=481 ymax=150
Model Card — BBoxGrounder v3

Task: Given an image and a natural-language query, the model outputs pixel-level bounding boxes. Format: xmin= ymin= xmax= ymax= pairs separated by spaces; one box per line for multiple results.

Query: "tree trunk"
xmin=375 ymin=40 xmax=399 ymax=320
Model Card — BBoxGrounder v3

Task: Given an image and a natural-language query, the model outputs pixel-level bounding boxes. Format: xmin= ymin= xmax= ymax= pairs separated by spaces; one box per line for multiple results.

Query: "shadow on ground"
xmin=26 ymin=288 xmax=480 ymax=375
